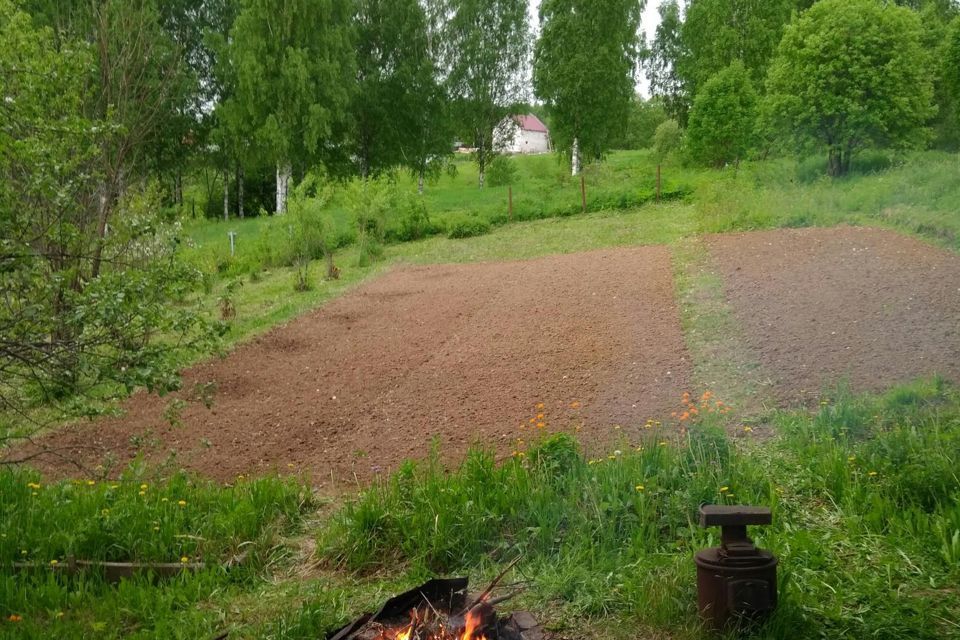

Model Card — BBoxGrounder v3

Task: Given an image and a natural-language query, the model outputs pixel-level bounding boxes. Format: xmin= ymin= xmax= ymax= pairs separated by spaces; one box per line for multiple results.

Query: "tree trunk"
xmin=571 ymin=138 xmax=581 ymax=176
xmin=174 ymin=167 xmax=183 ymax=206
xmin=828 ymin=147 xmax=846 ymax=177
xmin=223 ymin=174 xmax=229 ymax=221
xmin=237 ymin=164 xmax=245 ymax=219
xmin=90 ymin=183 xmax=113 ymax=279
xmin=276 ymin=162 xmax=291 ymax=214
xmin=417 ymin=167 xmax=425 ymax=194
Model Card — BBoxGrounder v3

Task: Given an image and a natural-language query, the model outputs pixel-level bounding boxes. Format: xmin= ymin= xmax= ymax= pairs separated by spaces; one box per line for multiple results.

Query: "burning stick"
xmin=459 ymin=555 xmax=523 ymax=616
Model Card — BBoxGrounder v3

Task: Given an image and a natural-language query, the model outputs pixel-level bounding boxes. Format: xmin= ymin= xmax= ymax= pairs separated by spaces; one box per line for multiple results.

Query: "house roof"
xmin=514 ymin=114 xmax=548 ymax=133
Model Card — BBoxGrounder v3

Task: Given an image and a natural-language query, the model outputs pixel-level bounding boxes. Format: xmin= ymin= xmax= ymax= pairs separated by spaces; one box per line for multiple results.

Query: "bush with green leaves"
xmin=686 ymin=62 xmax=757 ymax=167
xmin=765 ymin=0 xmax=936 ymax=176
xmin=653 ymin=119 xmax=683 ymax=161
xmin=485 ymin=155 xmax=519 ymax=187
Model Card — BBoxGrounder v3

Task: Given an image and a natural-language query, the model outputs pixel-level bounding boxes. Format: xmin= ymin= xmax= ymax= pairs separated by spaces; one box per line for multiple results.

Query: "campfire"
xmin=328 ymin=561 xmax=541 ymax=640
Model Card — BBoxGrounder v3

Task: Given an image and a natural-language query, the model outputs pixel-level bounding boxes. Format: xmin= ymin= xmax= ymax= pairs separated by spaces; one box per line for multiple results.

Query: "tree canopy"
xmin=445 ymin=0 xmax=530 ymax=188
xmin=227 ymin=0 xmax=355 ymax=212
xmin=533 ymin=0 xmax=644 ymax=174
xmin=686 ymin=62 xmax=757 ymax=167
xmin=765 ymin=0 xmax=936 ymax=176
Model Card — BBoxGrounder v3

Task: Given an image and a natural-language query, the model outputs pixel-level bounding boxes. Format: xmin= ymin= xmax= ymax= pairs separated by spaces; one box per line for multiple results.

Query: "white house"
xmin=493 ymin=114 xmax=551 ymax=155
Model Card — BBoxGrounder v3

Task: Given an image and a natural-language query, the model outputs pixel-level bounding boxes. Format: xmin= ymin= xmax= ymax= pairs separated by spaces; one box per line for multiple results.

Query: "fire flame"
xmin=387 ymin=608 xmax=487 ymax=640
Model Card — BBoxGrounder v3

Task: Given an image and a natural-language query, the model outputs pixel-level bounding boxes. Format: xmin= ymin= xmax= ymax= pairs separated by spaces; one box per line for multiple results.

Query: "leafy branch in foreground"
xmin=0 ymin=3 xmax=217 ymax=456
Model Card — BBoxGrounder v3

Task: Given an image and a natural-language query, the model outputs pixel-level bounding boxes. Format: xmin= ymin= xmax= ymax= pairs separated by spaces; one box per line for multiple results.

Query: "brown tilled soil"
xmin=27 ymin=247 xmax=691 ymax=487
xmin=707 ymin=226 xmax=960 ymax=404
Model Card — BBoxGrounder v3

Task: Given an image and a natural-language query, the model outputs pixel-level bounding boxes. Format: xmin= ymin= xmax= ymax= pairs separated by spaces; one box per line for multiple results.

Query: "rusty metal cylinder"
xmin=694 ymin=505 xmax=778 ymax=629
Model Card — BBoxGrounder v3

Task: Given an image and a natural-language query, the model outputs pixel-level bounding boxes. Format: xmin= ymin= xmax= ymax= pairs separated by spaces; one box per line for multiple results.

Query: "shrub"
xmin=653 ymin=119 xmax=683 ymax=161
xmin=686 ymin=62 xmax=757 ymax=168
xmin=486 ymin=155 xmax=518 ymax=187
xmin=446 ymin=216 xmax=491 ymax=239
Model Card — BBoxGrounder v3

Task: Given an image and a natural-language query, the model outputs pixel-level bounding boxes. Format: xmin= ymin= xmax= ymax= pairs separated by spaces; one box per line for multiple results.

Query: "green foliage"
xmin=485 ymin=156 xmax=518 ymax=187
xmin=645 ymin=0 xmax=690 ymax=124
xmin=533 ymin=0 xmax=643 ymax=168
xmin=653 ymin=120 xmax=684 ymax=160
xmin=947 ymin=17 xmax=960 ymax=129
xmin=0 ymin=468 xmax=309 ymax=637
xmin=618 ymin=97 xmax=669 ymax=150
xmin=446 ymin=216 xmax=492 ymax=239
xmin=765 ymin=0 xmax=936 ymax=176
xmin=446 ymin=0 xmax=530 ymax=187
xmin=686 ymin=62 xmax=757 ymax=167
xmin=352 ymin=0 xmax=450 ymax=180
xmin=322 ymin=380 xmax=960 ymax=637
xmin=0 ymin=4 xmax=215 ymax=433
xmin=227 ymin=0 xmax=355 ymax=209
xmin=681 ymin=0 xmax=795 ymax=94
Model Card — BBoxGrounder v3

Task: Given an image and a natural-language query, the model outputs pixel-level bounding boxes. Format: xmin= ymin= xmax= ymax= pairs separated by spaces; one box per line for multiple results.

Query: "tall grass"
xmin=320 ymin=380 xmax=960 ymax=639
xmin=696 ymin=151 xmax=960 ymax=250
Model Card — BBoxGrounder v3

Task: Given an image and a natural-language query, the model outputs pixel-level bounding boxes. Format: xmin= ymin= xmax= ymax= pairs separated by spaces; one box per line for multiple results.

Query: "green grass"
xmin=6 ymin=148 xmax=960 ymax=638
xmin=695 ymin=150 xmax=960 ymax=250
xmin=315 ymin=379 xmax=960 ymax=639
xmin=0 ymin=468 xmax=312 ymax=638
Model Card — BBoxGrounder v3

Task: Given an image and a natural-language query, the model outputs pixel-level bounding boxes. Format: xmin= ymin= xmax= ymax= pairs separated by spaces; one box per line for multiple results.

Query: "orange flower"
xmin=679 ymin=412 xmax=690 ymax=421
xmin=535 ymin=402 xmax=545 ymax=410
xmin=536 ymin=413 xmax=544 ymax=420
xmin=8 ymin=614 xmax=22 ymax=623
xmin=570 ymin=401 xmax=581 ymax=409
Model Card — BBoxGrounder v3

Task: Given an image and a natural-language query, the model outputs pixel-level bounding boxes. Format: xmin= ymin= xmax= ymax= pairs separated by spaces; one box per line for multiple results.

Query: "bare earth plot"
xmin=707 ymin=226 xmax=960 ymax=404
xmin=31 ymin=247 xmax=691 ymax=487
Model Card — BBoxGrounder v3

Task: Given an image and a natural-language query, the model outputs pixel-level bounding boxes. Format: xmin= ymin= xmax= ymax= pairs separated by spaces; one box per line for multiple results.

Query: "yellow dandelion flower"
xmin=86 ymin=480 xmax=95 ymax=486
xmin=161 ymin=497 xmax=168 ymax=502
xmin=719 ymin=486 xmax=729 ymax=493
xmin=177 ymin=500 xmax=187 ymax=507
xmin=868 ymin=471 xmax=878 ymax=477
xmin=153 ymin=526 xmax=160 ymax=532
xmin=742 ymin=426 xmax=753 ymax=432
xmin=180 ymin=556 xmax=189 ymax=564
xmin=140 ymin=484 xmax=148 ymax=490
xmin=138 ymin=491 xmax=146 ymax=496
xmin=635 ymin=484 xmax=645 ymax=492
xmin=847 ymin=456 xmax=856 ymax=462
xmin=50 ymin=559 xmax=59 ymax=566
xmin=726 ymin=493 xmax=735 ymax=498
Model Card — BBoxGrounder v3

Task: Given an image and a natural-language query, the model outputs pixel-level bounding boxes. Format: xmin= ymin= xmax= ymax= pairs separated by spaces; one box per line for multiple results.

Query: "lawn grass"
xmin=5 ymin=148 xmax=960 ymax=638
xmin=315 ymin=379 xmax=960 ymax=640
xmin=5 ymin=379 xmax=957 ymax=638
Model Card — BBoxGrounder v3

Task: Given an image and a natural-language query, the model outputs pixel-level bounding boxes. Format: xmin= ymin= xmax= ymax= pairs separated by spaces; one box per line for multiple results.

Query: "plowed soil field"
xmin=22 ymin=226 xmax=960 ymax=486
xmin=707 ymin=226 xmax=960 ymax=403
xmin=29 ymin=247 xmax=691 ymax=487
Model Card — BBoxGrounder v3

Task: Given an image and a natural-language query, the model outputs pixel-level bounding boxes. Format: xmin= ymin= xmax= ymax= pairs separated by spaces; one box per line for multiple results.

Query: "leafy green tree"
xmin=618 ymin=96 xmax=668 ymax=150
xmin=948 ymin=17 xmax=960 ymax=129
xmin=533 ymin=0 xmax=644 ymax=175
xmin=0 ymin=2 xmax=214 ymax=448
xmin=352 ymin=0 xmax=449 ymax=182
xmin=765 ymin=0 xmax=935 ymax=176
xmin=681 ymin=0 xmax=795 ymax=94
xmin=645 ymin=0 xmax=690 ymax=124
xmin=686 ymin=62 xmax=757 ymax=167
xmin=653 ymin=119 xmax=683 ymax=160
xmin=446 ymin=0 xmax=530 ymax=188
xmin=228 ymin=0 xmax=355 ymax=213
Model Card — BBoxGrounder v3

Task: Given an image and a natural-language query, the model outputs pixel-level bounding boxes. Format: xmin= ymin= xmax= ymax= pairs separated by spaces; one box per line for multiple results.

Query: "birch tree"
xmin=352 ymin=0 xmax=449 ymax=183
xmin=229 ymin=0 xmax=354 ymax=213
xmin=533 ymin=0 xmax=644 ymax=175
xmin=446 ymin=0 xmax=530 ymax=188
